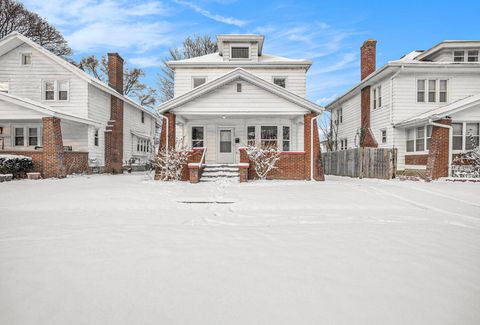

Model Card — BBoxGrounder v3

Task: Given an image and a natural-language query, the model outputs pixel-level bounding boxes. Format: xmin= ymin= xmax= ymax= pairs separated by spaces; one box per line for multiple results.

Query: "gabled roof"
xmin=157 ymin=68 xmax=323 ymax=114
xmin=395 ymin=94 xmax=480 ymax=128
xmin=0 ymin=92 xmax=102 ymax=126
xmin=415 ymin=40 xmax=480 ymax=61
xmin=0 ymin=32 xmax=158 ymax=119
xmin=167 ymin=53 xmax=312 ymax=69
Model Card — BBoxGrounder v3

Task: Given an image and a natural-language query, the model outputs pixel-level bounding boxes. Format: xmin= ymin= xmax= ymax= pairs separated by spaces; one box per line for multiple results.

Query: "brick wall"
xmin=64 ymin=152 xmax=89 ymax=175
xmin=361 ymin=39 xmax=376 ymax=81
xmin=159 ymin=112 xmax=176 ymax=151
xmin=0 ymin=150 xmax=43 ymax=173
xmin=360 ymin=87 xmax=378 ymax=148
xmin=42 ymin=117 xmax=65 ymax=178
xmin=405 ymin=154 xmax=428 ymax=165
xmin=426 ymin=118 xmax=451 ymax=180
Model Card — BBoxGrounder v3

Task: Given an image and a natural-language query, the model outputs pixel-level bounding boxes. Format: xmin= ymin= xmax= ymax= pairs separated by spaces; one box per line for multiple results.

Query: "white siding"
xmin=172 ymin=79 xmax=309 ymax=115
xmin=123 ymin=102 xmax=156 ymax=164
xmin=335 ymin=94 xmax=361 ymax=149
xmin=0 ymin=43 xmax=89 ymax=117
xmin=61 ymin=121 xmax=88 ymax=152
xmin=371 ymin=77 xmax=393 ymax=149
xmin=86 ymin=84 xmax=110 ymax=165
xmin=174 ymin=67 xmax=307 ymax=98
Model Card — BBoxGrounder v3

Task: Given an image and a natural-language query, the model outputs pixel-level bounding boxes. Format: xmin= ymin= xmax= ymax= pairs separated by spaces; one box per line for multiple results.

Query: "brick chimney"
xmin=105 ymin=53 xmax=124 ymax=173
xmin=360 ymin=39 xmax=376 ymax=80
xmin=107 ymin=53 xmax=124 ymax=94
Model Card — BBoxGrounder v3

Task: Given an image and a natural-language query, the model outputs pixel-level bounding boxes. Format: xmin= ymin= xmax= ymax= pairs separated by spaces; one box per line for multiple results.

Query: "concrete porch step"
xmin=202 ymin=171 xmax=240 ymax=178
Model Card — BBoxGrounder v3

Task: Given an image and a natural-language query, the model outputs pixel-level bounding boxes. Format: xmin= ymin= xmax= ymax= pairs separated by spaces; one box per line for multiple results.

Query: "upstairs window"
xmin=428 ymin=80 xmax=436 ymax=102
xmin=58 ymin=80 xmax=69 ymax=101
xmin=273 ymin=77 xmax=286 ymax=88
xmin=417 ymin=79 xmax=447 ymax=103
xmin=381 ymin=129 xmax=387 ymax=144
xmin=340 ymin=139 xmax=348 ymax=150
xmin=468 ymin=50 xmax=479 ymax=62
xmin=237 ymin=83 xmax=242 ymax=92
xmin=453 ymin=50 xmax=465 ymax=62
xmin=192 ymin=77 xmax=206 ymax=88
xmin=43 ymin=80 xmax=69 ymax=101
xmin=141 ymin=111 xmax=145 ymax=124
xmin=417 ymin=80 xmax=426 ymax=102
xmin=231 ymin=46 xmax=249 ymax=59
xmin=373 ymin=85 xmax=382 ymax=109
xmin=439 ymin=80 xmax=448 ymax=102
xmin=44 ymin=81 xmax=55 ymax=101
xmin=21 ymin=53 xmax=31 ymax=65
xmin=0 ymin=80 xmax=9 ymax=93
xmin=338 ymin=107 xmax=343 ymax=123
xmin=94 ymin=129 xmax=99 ymax=146
xmin=191 ymin=127 xmax=204 ymax=148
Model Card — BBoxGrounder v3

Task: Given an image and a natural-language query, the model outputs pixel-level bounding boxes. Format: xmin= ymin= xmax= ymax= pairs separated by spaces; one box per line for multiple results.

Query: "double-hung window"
xmin=468 ymin=50 xmax=479 ymax=62
xmin=43 ymin=80 xmax=69 ymax=101
xmin=417 ymin=80 xmax=426 ymax=102
xmin=453 ymin=50 xmax=465 ymax=62
xmin=13 ymin=125 xmax=42 ymax=147
xmin=416 ymin=126 xmax=425 ymax=151
xmin=94 ymin=129 xmax=99 ymax=146
xmin=14 ymin=127 xmax=24 ymax=146
xmin=466 ymin=123 xmax=479 ymax=150
xmin=141 ymin=111 xmax=145 ymax=124
xmin=273 ymin=77 xmax=286 ymax=88
xmin=44 ymin=81 xmax=55 ymax=101
xmin=381 ymin=129 xmax=387 ymax=144
xmin=340 ymin=139 xmax=348 ymax=150
xmin=247 ymin=126 xmax=256 ymax=146
xmin=417 ymin=79 xmax=447 ymax=103
xmin=191 ymin=127 xmax=204 ymax=148
xmin=406 ymin=128 xmax=415 ymax=152
xmin=452 ymin=122 xmax=480 ymax=151
xmin=261 ymin=126 xmax=278 ymax=149
xmin=372 ymin=86 xmax=382 ymax=109
xmin=452 ymin=123 xmax=463 ymax=150
xmin=282 ymin=126 xmax=290 ymax=151
xmin=428 ymin=80 xmax=436 ymax=103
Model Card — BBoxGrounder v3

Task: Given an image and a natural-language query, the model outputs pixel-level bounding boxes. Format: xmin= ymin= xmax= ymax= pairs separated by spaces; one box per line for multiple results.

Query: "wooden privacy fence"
xmin=322 ymin=148 xmax=397 ymax=179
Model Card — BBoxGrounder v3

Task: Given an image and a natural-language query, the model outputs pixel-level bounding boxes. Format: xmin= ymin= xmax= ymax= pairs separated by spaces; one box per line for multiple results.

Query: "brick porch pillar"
xmin=159 ymin=112 xmax=176 ymax=152
xmin=42 ymin=117 xmax=65 ymax=178
xmin=304 ymin=113 xmax=325 ymax=181
xmin=426 ymin=118 xmax=451 ymax=180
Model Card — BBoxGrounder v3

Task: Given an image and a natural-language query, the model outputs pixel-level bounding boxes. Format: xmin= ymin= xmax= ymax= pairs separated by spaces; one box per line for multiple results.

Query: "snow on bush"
xmin=452 ymin=133 xmax=480 ymax=178
xmin=153 ymin=141 xmax=190 ymax=181
xmin=0 ymin=154 xmax=34 ymax=177
xmin=246 ymin=145 xmax=281 ymax=180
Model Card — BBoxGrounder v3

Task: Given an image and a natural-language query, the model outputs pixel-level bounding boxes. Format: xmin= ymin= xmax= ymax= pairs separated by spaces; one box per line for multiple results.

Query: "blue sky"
xmin=23 ymin=0 xmax=480 ymax=105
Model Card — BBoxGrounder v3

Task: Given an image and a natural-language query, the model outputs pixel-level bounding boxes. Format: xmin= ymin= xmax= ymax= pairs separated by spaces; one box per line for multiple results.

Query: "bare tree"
xmin=153 ymin=140 xmax=191 ymax=181
xmin=319 ymin=108 xmax=340 ymax=151
xmin=0 ymin=0 xmax=72 ymax=57
xmin=246 ymin=145 xmax=281 ymax=180
xmin=77 ymin=55 xmax=158 ymax=108
xmin=158 ymin=35 xmax=217 ymax=102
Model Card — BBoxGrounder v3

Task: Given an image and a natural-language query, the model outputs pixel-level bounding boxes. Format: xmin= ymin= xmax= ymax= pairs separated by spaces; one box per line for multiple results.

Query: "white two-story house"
xmin=0 ymin=32 xmax=158 ymax=177
xmin=326 ymin=39 xmax=480 ymax=179
xmin=156 ymin=34 xmax=324 ymax=182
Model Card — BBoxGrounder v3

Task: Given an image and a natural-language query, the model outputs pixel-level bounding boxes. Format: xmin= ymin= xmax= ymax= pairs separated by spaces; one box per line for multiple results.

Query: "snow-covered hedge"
xmin=0 ymin=155 xmax=34 ymax=178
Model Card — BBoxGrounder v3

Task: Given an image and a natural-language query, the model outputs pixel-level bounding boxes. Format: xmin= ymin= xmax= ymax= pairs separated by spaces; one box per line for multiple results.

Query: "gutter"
xmin=428 ymin=118 xmax=452 ymax=177
xmin=311 ymin=113 xmax=322 ymax=180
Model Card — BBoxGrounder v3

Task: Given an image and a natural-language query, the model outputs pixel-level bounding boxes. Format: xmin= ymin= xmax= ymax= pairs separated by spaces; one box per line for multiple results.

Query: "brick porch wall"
xmin=405 ymin=154 xmax=429 ymax=165
xmin=0 ymin=150 xmax=43 ymax=173
xmin=42 ymin=117 xmax=65 ymax=178
xmin=426 ymin=118 xmax=451 ymax=180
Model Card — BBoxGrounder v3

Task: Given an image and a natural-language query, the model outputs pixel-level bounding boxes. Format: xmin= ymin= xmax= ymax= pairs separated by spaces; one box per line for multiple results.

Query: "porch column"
xmin=426 ymin=118 xmax=451 ymax=180
xmin=304 ymin=113 xmax=325 ymax=181
xmin=159 ymin=112 xmax=176 ymax=152
xmin=42 ymin=117 xmax=65 ymax=178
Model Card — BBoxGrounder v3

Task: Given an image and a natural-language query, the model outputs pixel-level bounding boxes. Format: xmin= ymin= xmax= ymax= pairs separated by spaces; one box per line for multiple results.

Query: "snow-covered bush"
xmin=246 ymin=145 xmax=281 ymax=180
xmin=0 ymin=155 xmax=34 ymax=178
xmin=152 ymin=141 xmax=191 ymax=181
xmin=452 ymin=133 xmax=480 ymax=178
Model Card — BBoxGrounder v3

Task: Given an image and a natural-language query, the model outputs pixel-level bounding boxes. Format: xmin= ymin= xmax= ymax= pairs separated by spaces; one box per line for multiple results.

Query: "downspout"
xmin=311 ymin=112 xmax=322 ymax=180
xmin=390 ymin=65 xmax=404 ymax=148
xmin=428 ymin=118 xmax=452 ymax=177
xmin=158 ymin=114 xmax=169 ymax=154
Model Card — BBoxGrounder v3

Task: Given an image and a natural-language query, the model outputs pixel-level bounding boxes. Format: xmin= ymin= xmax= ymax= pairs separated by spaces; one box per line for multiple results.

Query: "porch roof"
xmin=0 ymin=92 xmax=102 ymax=126
xmin=156 ymin=68 xmax=324 ymax=115
xmin=395 ymin=94 xmax=480 ymax=128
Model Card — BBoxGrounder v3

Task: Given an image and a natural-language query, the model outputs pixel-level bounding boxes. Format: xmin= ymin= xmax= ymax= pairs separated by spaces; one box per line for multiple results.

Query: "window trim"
xmin=245 ymin=124 xmax=293 ymax=151
xmin=20 ymin=52 xmax=32 ymax=66
xmin=381 ymin=129 xmax=387 ymax=144
xmin=230 ymin=44 xmax=251 ymax=60
xmin=12 ymin=124 xmax=42 ymax=148
xmin=452 ymin=121 xmax=480 ymax=153
xmin=453 ymin=49 xmax=479 ymax=62
xmin=372 ymin=85 xmax=382 ymax=110
xmin=42 ymin=80 xmax=70 ymax=102
xmin=141 ymin=111 xmax=145 ymax=124
xmin=191 ymin=76 xmax=207 ymax=89
xmin=191 ymin=126 xmax=205 ymax=148
xmin=94 ymin=129 xmax=99 ymax=146
xmin=272 ymin=76 xmax=287 ymax=88
xmin=340 ymin=138 xmax=348 ymax=150
xmin=416 ymin=78 xmax=448 ymax=104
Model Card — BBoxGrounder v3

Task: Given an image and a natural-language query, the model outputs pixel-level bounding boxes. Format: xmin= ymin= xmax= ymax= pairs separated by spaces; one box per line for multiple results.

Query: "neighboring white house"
xmin=157 ymin=34 xmax=324 ymax=182
xmin=326 ymin=39 xmax=480 ymax=179
xmin=0 ymin=32 xmax=158 ymax=177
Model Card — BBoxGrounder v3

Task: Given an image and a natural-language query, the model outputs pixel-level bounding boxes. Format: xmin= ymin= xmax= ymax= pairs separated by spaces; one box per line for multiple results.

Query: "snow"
xmin=1 ymin=174 xmax=479 ymax=325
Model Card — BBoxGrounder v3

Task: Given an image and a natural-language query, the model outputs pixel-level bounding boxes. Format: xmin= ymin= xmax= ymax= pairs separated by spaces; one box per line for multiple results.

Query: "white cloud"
xmin=174 ymin=0 xmax=247 ymax=27
xmin=129 ymin=56 xmax=163 ymax=68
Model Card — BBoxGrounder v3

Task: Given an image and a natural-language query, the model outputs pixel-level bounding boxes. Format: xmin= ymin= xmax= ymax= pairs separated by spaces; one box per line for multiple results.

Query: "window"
xmin=454 ymin=50 xmax=465 ymax=62
xmin=338 ymin=108 xmax=343 ymax=124
xmin=273 ymin=77 xmax=286 ymax=88
xmin=44 ymin=81 xmax=55 ymax=100
xmin=282 ymin=126 xmax=290 ymax=151
xmin=247 ymin=126 xmax=256 ymax=146
xmin=452 ymin=123 xmax=463 ymax=150
xmin=417 ymin=80 xmax=425 ymax=102
xmin=193 ymin=77 xmax=206 ymax=88
xmin=28 ymin=128 xmax=38 ymax=146
xmin=466 ymin=123 xmax=479 ymax=150
xmin=58 ymin=80 xmax=69 ymax=101
xmin=136 ymin=137 xmax=151 ymax=153
xmin=468 ymin=50 xmax=479 ymax=62
xmin=261 ymin=126 xmax=278 ymax=149
xmin=21 ymin=53 xmax=31 ymax=65
xmin=0 ymin=80 xmax=8 ymax=93
xmin=439 ymin=80 xmax=447 ymax=102
xmin=426 ymin=125 xmax=433 ymax=149
xmin=416 ymin=126 xmax=425 ymax=151
xmin=94 ymin=129 xmax=99 ymax=146
xmin=428 ymin=80 xmax=436 ymax=102
xmin=141 ymin=111 xmax=145 ymax=124
xmin=373 ymin=86 xmax=382 ymax=109
xmin=191 ymin=127 xmax=204 ymax=148
xmin=14 ymin=128 xmax=24 ymax=146
xmin=231 ymin=46 xmax=249 ymax=59
xmin=381 ymin=129 xmax=387 ymax=144
xmin=406 ymin=128 xmax=415 ymax=152
xmin=237 ymin=83 xmax=242 ymax=92
xmin=340 ymin=139 xmax=348 ymax=150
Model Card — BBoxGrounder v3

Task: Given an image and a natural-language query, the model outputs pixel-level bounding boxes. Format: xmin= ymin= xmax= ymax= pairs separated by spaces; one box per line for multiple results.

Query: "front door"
xmin=218 ymin=128 xmax=234 ymax=164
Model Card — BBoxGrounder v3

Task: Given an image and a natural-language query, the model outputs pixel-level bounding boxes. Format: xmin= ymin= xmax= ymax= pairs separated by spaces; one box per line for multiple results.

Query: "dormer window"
xmin=231 ymin=46 xmax=249 ymax=59
xmin=192 ymin=77 xmax=206 ymax=88
xmin=468 ymin=50 xmax=479 ymax=62
xmin=21 ymin=53 xmax=31 ymax=65
xmin=453 ymin=50 xmax=464 ymax=62
xmin=453 ymin=50 xmax=479 ymax=62
xmin=273 ymin=77 xmax=286 ymax=88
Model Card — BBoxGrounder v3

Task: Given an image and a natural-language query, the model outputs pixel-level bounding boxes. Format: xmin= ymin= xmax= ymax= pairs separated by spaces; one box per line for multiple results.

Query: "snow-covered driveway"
xmin=1 ymin=174 xmax=479 ymax=325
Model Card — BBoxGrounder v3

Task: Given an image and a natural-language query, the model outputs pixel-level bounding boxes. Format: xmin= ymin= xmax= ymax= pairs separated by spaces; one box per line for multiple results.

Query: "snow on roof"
xmin=396 ymin=93 xmax=480 ymax=127
xmin=167 ymin=52 xmax=312 ymax=66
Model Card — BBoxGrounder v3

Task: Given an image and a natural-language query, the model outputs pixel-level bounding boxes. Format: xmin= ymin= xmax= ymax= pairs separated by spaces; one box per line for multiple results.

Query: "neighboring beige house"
xmin=0 ymin=32 xmax=158 ymax=177
xmin=326 ymin=39 xmax=480 ymax=179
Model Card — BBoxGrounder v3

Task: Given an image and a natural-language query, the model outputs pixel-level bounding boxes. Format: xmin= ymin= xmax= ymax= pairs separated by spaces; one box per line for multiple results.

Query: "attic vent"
xmin=237 ymin=83 xmax=242 ymax=92
xmin=232 ymin=47 xmax=249 ymax=59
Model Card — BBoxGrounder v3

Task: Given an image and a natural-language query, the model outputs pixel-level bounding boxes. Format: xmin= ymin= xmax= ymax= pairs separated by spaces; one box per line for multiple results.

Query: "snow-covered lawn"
xmin=1 ymin=174 xmax=479 ymax=325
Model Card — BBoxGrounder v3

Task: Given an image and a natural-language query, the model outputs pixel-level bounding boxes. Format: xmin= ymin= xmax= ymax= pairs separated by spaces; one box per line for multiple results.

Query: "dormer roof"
xmin=415 ymin=40 xmax=480 ymax=61
xmin=217 ymin=34 xmax=265 ymax=56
